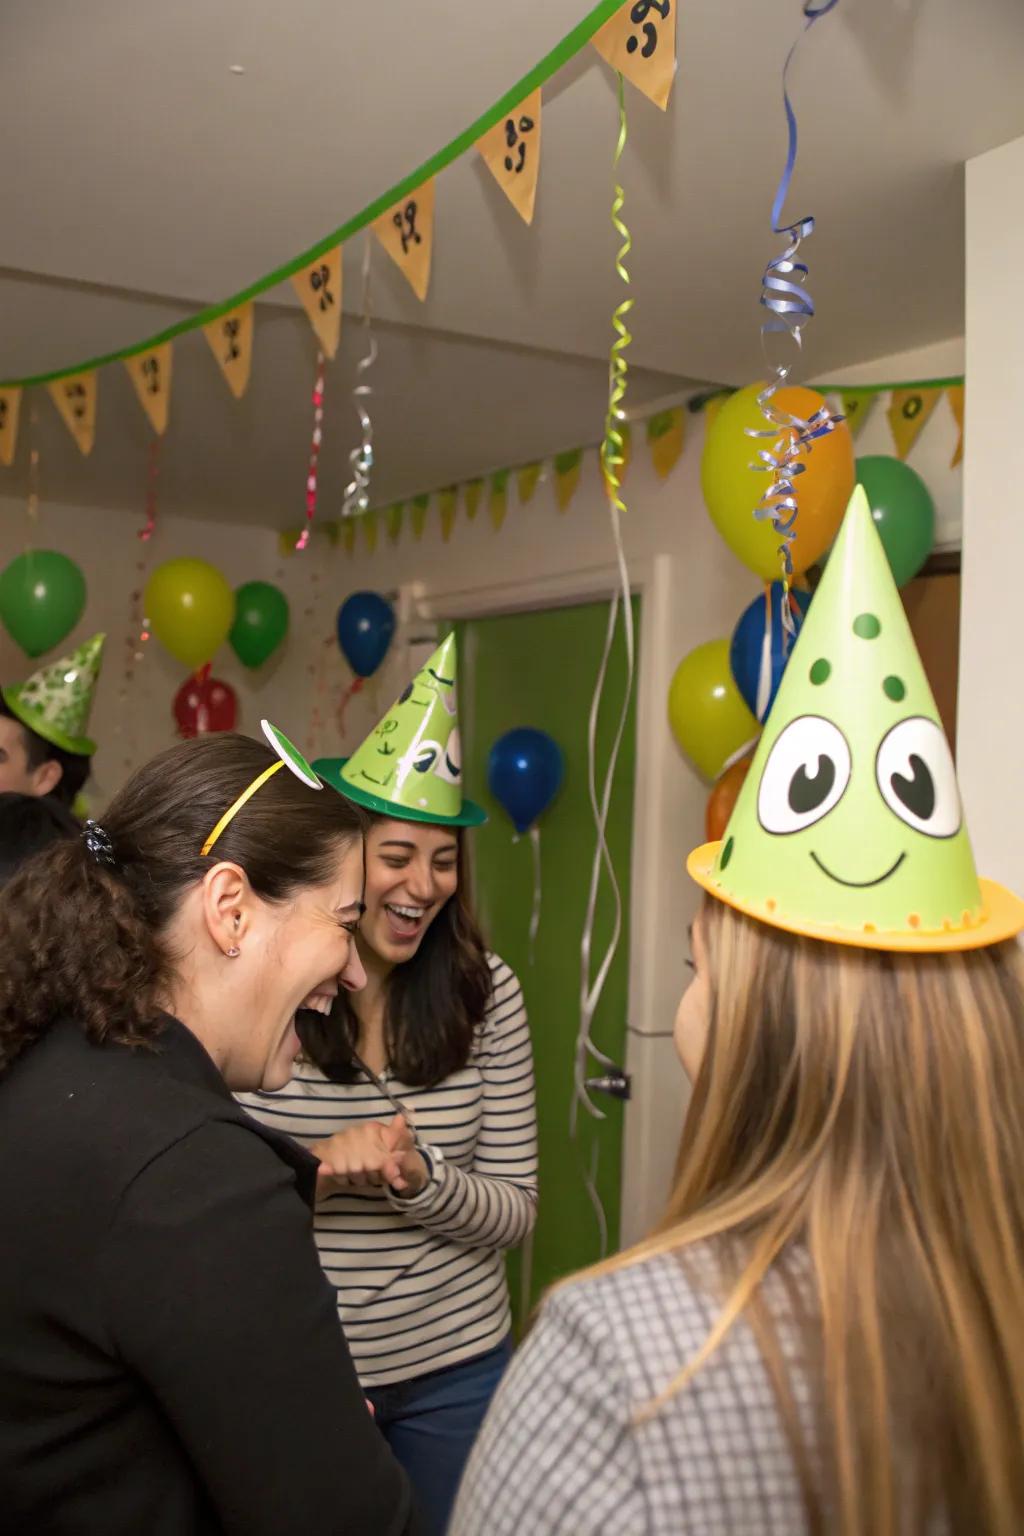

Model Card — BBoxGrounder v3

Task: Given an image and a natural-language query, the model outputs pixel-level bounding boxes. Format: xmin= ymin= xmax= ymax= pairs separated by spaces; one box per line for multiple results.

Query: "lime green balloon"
xmin=145 ymin=558 xmax=235 ymax=670
xmin=0 ymin=550 xmax=86 ymax=658
xmin=668 ymin=639 xmax=759 ymax=782
xmin=855 ymin=455 xmax=935 ymax=588
xmin=229 ymin=581 xmax=289 ymax=668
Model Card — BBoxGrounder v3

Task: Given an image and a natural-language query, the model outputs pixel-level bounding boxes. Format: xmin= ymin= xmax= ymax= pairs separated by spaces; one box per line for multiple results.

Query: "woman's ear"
xmin=201 ymin=861 xmax=253 ymax=959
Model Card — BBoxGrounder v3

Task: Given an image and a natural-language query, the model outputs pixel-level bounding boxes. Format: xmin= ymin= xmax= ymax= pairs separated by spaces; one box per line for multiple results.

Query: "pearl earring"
xmin=227 ymin=946 xmax=240 ymax=958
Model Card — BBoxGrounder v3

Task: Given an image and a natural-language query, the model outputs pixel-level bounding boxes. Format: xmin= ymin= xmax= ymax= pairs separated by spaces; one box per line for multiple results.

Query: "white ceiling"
xmin=0 ymin=0 xmax=1021 ymax=524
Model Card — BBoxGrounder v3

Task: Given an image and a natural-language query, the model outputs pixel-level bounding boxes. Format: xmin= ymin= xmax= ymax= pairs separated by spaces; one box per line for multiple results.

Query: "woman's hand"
xmin=311 ymin=1115 xmax=431 ymax=1198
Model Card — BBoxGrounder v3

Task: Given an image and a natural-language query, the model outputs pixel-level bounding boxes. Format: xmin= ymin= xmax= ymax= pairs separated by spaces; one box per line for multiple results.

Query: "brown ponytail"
xmin=0 ymin=733 xmax=366 ymax=1074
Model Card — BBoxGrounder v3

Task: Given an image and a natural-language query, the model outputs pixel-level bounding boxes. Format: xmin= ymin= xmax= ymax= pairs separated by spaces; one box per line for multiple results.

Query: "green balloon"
xmin=855 ymin=455 xmax=935 ymax=588
xmin=229 ymin=581 xmax=289 ymax=668
xmin=0 ymin=550 xmax=87 ymax=658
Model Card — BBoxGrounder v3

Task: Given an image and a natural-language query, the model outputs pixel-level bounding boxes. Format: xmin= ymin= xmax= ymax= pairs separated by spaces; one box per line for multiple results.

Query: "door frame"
xmin=406 ymin=551 xmax=684 ymax=1245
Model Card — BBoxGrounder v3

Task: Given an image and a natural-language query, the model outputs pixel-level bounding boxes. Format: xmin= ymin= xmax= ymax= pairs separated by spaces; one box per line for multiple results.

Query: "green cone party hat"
xmin=2 ymin=632 xmax=106 ymax=756
xmin=688 ymin=487 xmax=1024 ymax=951
xmin=317 ymin=632 xmax=486 ymax=827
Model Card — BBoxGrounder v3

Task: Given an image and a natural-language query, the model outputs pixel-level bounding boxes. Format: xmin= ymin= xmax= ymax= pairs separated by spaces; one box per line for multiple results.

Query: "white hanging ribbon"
xmin=528 ymin=825 xmax=542 ymax=965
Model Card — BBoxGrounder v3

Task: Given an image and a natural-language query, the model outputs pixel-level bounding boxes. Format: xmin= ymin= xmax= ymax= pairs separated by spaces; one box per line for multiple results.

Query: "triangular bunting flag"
xmin=464 ymin=479 xmax=483 ymax=520
xmin=554 ymin=448 xmax=582 ymax=511
xmin=839 ymin=391 xmax=875 ymax=440
xmin=362 ymin=510 xmax=379 ymax=554
xmin=48 ymin=371 xmax=97 ymax=457
xmin=704 ymin=393 xmax=727 ymax=432
xmin=372 ymin=180 xmax=436 ymax=302
xmin=489 ymin=470 xmax=509 ymax=531
xmin=476 ymin=88 xmax=542 ymax=225
xmin=341 ymin=519 xmax=358 ymax=555
xmin=592 ymin=0 xmax=677 ymax=110
xmin=278 ymin=528 xmax=301 ymax=558
xmin=386 ymin=503 xmax=405 ymax=543
xmin=318 ymin=521 xmax=340 ymax=548
xmin=517 ymin=462 xmax=542 ymax=503
xmin=0 ymin=388 xmax=22 ymax=468
xmin=411 ymin=493 xmax=430 ymax=540
xmin=947 ymin=384 xmax=964 ymax=469
xmin=887 ymin=387 xmax=940 ymax=461
xmin=203 ymin=302 xmax=254 ymax=400
xmin=291 ymin=247 xmax=343 ymax=360
xmin=647 ymin=407 xmax=684 ymax=479
xmin=439 ymin=487 xmax=457 ymax=542
xmin=124 ymin=343 xmax=173 ymax=435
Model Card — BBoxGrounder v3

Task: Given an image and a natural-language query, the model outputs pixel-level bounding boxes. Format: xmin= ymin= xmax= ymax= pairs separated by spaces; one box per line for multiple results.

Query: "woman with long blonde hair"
xmin=451 ymin=492 xmax=1024 ymax=1535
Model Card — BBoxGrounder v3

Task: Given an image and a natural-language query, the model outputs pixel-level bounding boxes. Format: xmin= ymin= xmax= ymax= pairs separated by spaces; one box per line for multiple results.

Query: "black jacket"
xmin=0 ymin=1015 xmax=416 ymax=1535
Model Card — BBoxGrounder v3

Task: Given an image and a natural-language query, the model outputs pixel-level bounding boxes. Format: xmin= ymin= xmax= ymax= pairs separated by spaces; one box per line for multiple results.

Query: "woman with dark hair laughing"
xmin=240 ymin=638 xmax=537 ymax=1536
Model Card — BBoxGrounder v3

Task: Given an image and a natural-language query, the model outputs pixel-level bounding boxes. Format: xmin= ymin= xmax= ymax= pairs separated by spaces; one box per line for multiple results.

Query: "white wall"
xmin=959 ymin=135 xmax=1024 ymax=892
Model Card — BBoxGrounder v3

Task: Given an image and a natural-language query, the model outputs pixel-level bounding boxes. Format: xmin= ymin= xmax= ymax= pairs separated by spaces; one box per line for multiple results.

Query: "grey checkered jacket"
xmin=451 ymin=1246 xmax=819 ymax=1535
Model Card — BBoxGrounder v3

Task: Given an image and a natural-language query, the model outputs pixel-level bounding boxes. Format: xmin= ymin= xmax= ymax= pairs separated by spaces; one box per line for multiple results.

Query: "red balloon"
xmin=705 ymin=755 xmax=753 ymax=842
xmin=173 ymin=668 xmax=238 ymax=739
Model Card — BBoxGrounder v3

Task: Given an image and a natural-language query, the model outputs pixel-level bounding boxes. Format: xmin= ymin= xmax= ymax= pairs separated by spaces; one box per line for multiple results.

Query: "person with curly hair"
xmin=0 ymin=726 xmax=416 ymax=1536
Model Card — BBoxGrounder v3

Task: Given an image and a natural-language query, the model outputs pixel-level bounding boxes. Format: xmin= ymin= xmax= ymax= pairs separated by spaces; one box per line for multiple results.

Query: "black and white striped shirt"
xmin=239 ymin=954 xmax=537 ymax=1387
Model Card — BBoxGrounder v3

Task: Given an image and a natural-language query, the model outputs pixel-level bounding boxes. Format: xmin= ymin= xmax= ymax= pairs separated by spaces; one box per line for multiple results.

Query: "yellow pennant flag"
xmin=277 ymin=527 xmax=301 ymax=557
xmin=0 ymin=388 xmax=22 ymax=467
xmin=318 ymin=521 xmax=340 ymax=548
xmin=124 ymin=343 xmax=173 ymax=435
xmin=838 ymin=391 xmax=875 ymax=440
xmin=372 ymin=180 xmax=436 ymax=302
xmin=947 ymin=384 xmax=965 ymax=468
xmin=517 ymin=462 xmax=542 ymax=503
xmin=386 ymin=503 xmax=405 ymax=543
xmin=887 ymin=387 xmax=940 ymax=460
xmin=647 ymin=407 xmax=684 ymax=479
xmin=476 ymin=88 xmax=542 ymax=225
xmin=489 ymin=470 xmax=510 ymax=531
xmin=703 ymin=393 xmax=727 ymax=434
xmin=203 ymin=302 xmax=254 ymax=400
xmin=464 ymin=479 xmax=483 ymax=521
xmin=362 ymin=510 xmax=379 ymax=554
xmin=592 ymin=0 xmax=676 ymax=110
xmin=411 ymin=493 xmax=430 ymax=540
xmin=291 ymin=247 xmax=343 ymax=360
xmin=48 ymin=371 xmax=97 ymax=457
xmin=341 ymin=518 xmax=358 ymax=556
xmin=554 ymin=448 xmax=582 ymax=512
xmin=439 ymin=487 xmax=457 ymax=543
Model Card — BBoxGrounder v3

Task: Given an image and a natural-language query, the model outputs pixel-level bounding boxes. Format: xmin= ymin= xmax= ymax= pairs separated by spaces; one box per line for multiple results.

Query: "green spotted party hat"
xmin=2 ymin=633 xmax=105 ymax=756
xmin=688 ymin=487 xmax=1024 ymax=951
xmin=317 ymin=632 xmax=486 ymax=827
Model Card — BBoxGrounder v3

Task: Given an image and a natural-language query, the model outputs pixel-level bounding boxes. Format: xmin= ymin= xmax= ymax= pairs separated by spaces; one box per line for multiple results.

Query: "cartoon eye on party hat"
xmin=688 ymin=485 xmax=1024 ymax=951
xmin=201 ymin=719 xmax=321 ymax=857
xmin=2 ymin=633 xmax=106 ymax=756
xmin=316 ymin=632 xmax=486 ymax=828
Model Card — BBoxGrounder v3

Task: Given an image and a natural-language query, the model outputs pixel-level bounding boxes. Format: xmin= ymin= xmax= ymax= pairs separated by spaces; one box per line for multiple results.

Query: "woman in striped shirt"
xmin=241 ymin=637 xmax=537 ymax=1536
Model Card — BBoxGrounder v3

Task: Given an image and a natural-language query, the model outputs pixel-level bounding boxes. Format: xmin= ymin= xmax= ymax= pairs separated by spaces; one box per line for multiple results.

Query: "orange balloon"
xmin=701 ymin=383 xmax=855 ymax=580
xmin=705 ymin=755 xmax=753 ymax=842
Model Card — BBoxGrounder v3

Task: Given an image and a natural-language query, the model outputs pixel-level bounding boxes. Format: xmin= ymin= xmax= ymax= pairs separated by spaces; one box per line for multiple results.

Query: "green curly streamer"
xmin=601 ymin=74 xmax=633 ymax=516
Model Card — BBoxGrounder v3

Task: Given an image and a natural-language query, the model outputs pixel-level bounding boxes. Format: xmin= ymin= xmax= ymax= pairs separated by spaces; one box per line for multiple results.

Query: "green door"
xmin=456 ymin=599 xmax=639 ymax=1325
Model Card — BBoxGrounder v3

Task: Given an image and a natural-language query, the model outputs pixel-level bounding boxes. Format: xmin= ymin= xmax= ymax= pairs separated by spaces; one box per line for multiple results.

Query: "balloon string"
xmin=527 ymin=825 xmax=542 ymax=966
xmin=138 ymin=437 xmax=160 ymax=541
xmin=755 ymin=583 xmax=774 ymax=722
xmin=340 ymin=235 xmax=377 ymax=520
xmin=747 ymin=0 xmax=844 ymax=633
xmin=569 ymin=74 xmax=637 ymax=1261
xmin=337 ymin=675 xmax=365 ymax=738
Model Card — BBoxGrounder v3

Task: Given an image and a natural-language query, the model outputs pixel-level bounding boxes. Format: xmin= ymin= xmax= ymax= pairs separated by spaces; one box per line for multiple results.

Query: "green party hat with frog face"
xmin=2 ymin=633 xmax=105 ymax=755
xmin=320 ymin=632 xmax=486 ymax=827
xmin=688 ymin=487 xmax=1024 ymax=951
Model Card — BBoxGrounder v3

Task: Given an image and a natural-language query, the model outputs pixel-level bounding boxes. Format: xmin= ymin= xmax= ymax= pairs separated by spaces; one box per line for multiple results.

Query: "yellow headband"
xmin=201 ymin=760 xmax=285 ymax=857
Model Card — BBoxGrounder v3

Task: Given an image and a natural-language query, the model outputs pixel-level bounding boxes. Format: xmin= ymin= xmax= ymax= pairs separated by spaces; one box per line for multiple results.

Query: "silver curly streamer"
xmin=340 ymin=236 xmax=377 ymax=520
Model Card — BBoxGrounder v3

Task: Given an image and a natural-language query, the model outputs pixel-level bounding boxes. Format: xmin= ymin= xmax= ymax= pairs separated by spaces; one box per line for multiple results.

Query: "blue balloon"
xmin=729 ymin=582 xmax=812 ymax=722
xmin=336 ymin=591 xmax=395 ymax=678
xmin=488 ymin=728 xmax=564 ymax=835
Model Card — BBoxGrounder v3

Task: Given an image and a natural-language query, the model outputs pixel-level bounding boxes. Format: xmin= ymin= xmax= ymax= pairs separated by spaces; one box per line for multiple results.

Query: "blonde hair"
xmin=583 ymin=897 xmax=1024 ymax=1534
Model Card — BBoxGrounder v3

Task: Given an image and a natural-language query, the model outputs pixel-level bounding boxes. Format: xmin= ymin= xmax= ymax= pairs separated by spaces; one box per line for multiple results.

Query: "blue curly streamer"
xmin=749 ymin=0 xmax=844 ymax=627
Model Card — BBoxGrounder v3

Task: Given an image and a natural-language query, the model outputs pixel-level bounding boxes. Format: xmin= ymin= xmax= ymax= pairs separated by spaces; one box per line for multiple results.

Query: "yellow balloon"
xmin=701 ymin=383 xmax=854 ymax=580
xmin=668 ymin=639 xmax=759 ymax=782
xmin=145 ymin=558 xmax=236 ymax=671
